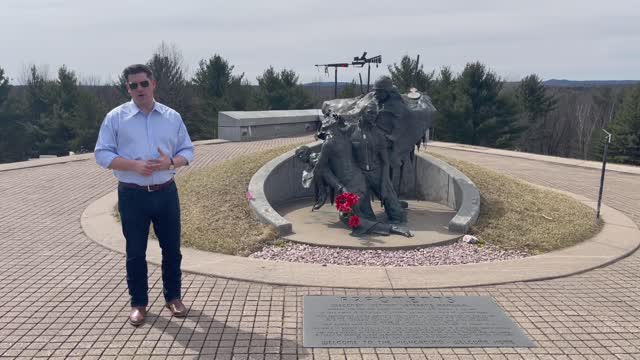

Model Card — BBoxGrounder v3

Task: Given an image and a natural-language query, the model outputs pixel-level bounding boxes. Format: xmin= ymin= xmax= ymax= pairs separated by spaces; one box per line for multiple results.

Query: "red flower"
xmin=335 ymin=192 xmax=359 ymax=213
xmin=348 ymin=215 xmax=361 ymax=228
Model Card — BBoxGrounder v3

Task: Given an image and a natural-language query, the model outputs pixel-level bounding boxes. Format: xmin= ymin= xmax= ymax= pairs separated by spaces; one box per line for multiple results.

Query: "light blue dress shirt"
xmin=95 ymin=100 xmax=194 ymax=186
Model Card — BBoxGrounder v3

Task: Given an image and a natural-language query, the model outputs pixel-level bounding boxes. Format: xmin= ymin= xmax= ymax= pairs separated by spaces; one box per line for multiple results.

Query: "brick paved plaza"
xmin=1 ymin=135 xmax=639 ymax=359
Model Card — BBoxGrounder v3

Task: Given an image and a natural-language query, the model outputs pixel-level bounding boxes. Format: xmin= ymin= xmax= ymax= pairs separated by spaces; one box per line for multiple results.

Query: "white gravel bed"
xmin=249 ymin=241 xmax=529 ymax=267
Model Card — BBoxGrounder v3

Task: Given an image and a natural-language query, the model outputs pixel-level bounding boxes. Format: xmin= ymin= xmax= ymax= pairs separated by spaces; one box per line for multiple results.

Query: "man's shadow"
xmin=144 ymin=307 xmax=299 ymax=357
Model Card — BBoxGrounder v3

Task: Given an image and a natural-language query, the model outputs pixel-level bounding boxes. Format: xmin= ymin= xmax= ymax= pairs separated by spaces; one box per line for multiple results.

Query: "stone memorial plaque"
xmin=303 ymin=296 xmax=535 ymax=348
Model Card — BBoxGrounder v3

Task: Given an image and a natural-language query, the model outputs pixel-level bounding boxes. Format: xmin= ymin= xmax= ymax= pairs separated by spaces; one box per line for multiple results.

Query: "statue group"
xmin=295 ymin=76 xmax=437 ymax=238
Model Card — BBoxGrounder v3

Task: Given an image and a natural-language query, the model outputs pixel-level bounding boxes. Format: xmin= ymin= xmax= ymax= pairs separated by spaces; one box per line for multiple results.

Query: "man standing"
xmin=95 ymin=64 xmax=194 ymax=326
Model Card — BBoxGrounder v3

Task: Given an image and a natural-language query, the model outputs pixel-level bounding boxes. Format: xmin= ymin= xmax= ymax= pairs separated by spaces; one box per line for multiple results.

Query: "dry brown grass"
xmin=176 ymin=143 xmax=303 ymax=255
xmin=428 ymin=152 xmax=603 ymax=254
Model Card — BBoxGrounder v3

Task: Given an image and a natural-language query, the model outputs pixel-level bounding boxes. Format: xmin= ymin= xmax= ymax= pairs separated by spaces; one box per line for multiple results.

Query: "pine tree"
xmin=193 ymin=55 xmax=239 ymax=99
xmin=516 ymin=74 xmax=556 ymax=124
xmin=192 ymin=55 xmax=251 ymax=138
xmin=607 ymin=85 xmax=640 ymax=165
xmin=24 ymin=65 xmax=58 ymax=156
xmin=254 ymin=67 xmax=314 ymax=110
xmin=0 ymin=67 xmax=8 ymax=107
xmin=36 ymin=66 xmax=80 ymax=156
xmin=454 ymin=62 xmax=522 ymax=147
xmin=57 ymin=65 xmax=80 ymax=113
xmin=388 ymin=55 xmax=434 ymax=93
xmin=515 ymin=74 xmax=557 ymax=152
xmin=0 ymin=103 xmax=33 ymax=163
xmin=147 ymin=42 xmax=187 ymax=107
xmin=25 ymin=65 xmax=56 ymax=120
xmin=0 ymin=67 xmax=33 ymax=163
xmin=67 ymin=88 xmax=107 ymax=153
xmin=149 ymin=43 xmax=209 ymax=140
xmin=431 ymin=67 xmax=463 ymax=142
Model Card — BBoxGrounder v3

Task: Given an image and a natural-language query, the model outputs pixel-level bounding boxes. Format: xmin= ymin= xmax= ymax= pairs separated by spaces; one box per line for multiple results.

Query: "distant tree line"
xmin=388 ymin=55 xmax=639 ymax=165
xmin=0 ymin=43 xmax=314 ymax=163
xmin=0 ymin=46 xmax=638 ymax=165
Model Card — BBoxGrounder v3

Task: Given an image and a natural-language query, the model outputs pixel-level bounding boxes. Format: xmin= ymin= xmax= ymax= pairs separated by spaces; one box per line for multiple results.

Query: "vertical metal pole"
xmin=413 ymin=149 xmax=418 ymax=198
xmin=596 ymin=130 xmax=612 ymax=219
xmin=359 ymin=73 xmax=364 ymax=95
xmin=414 ymin=54 xmax=420 ymax=89
xmin=367 ymin=63 xmax=371 ymax=92
xmin=334 ymin=67 xmax=338 ymax=98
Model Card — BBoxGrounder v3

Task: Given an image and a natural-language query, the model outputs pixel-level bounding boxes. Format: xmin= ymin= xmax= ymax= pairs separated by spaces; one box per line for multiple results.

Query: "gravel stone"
xmin=249 ymin=241 xmax=529 ymax=267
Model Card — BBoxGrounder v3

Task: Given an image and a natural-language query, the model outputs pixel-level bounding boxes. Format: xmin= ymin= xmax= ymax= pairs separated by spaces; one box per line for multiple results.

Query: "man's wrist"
xmin=169 ymin=157 xmax=175 ymax=170
xmin=173 ymin=156 xmax=189 ymax=168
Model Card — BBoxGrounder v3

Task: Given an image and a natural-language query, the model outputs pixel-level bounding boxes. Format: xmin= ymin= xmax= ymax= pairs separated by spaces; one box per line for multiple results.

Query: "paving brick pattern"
xmin=0 ymin=137 xmax=638 ymax=359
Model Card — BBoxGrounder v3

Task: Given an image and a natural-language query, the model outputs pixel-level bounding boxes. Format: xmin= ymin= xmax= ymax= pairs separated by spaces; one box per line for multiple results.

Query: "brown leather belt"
xmin=119 ymin=179 xmax=174 ymax=192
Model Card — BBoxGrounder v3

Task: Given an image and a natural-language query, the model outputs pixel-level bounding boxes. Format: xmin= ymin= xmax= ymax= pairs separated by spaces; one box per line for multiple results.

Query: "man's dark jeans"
xmin=118 ymin=182 xmax=182 ymax=307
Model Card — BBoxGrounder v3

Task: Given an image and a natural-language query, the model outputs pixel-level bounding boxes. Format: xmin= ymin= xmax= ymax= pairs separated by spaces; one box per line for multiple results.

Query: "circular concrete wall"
xmin=247 ymin=142 xmax=480 ymax=235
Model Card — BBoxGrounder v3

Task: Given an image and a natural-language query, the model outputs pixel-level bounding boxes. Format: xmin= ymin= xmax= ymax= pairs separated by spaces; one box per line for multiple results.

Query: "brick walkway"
xmin=1 ymin=137 xmax=639 ymax=359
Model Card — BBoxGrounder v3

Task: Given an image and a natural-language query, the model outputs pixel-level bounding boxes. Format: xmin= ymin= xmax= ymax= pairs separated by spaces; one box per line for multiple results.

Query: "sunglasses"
xmin=128 ymin=80 xmax=150 ymax=90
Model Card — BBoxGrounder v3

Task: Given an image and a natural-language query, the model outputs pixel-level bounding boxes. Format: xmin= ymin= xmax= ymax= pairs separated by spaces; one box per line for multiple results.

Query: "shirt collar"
xmin=125 ymin=99 xmax=164 ymax=119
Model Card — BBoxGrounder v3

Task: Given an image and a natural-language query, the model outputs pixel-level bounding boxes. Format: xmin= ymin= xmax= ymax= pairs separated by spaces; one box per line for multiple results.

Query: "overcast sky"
xmin=1 ymin=0 xmax=638 ymax=85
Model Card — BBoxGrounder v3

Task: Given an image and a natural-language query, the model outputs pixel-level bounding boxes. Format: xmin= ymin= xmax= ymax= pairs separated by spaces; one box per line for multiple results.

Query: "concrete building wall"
xmin=218 ymin=110 xmax=322 ymax=141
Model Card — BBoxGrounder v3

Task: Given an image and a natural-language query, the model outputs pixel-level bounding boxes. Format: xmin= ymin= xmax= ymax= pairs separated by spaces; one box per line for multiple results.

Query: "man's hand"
xmin=148 ymin=148 xmax=172 ymax=172
xmin=133 ymin=160 xmax=154 ymax=176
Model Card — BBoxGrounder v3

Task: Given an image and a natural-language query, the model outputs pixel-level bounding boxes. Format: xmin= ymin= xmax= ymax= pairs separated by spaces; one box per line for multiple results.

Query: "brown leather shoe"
xmin=165 ymin=299 xmax=187 ymax=318
xmin=129 ymin=306 xmax=146 ymax=326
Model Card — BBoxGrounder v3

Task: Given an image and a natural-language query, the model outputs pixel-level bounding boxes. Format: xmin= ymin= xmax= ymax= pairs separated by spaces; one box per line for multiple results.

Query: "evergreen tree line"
xmin=388 ymin=56 xmax=639 ymax=165
xmin=0 ymin=47 xmax=638 ymax=165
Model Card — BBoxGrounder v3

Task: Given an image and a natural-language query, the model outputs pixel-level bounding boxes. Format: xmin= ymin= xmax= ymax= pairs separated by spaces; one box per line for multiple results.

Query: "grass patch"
xmin=428 ymin=152 xmax=603 ymax=254
xmin=177 ymin=143 xmax=304 ymax=256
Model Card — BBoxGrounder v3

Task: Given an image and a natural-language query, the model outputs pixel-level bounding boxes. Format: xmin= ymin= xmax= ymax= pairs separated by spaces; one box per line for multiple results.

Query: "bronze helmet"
xmin=372 ymin=76 xmax=394 ymax=92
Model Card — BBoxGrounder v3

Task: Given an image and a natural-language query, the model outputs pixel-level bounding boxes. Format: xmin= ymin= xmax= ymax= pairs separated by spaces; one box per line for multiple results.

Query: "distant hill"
xmin=544 ymin=79 xmax=639 ymax=87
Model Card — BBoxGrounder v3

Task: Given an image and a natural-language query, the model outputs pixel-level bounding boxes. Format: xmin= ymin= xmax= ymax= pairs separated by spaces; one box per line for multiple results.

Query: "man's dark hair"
xmin=122 ymin=64 xmax=154 ymax=80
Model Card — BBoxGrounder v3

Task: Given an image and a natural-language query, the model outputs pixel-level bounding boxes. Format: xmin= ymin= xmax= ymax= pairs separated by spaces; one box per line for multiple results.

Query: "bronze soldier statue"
xmin=295 ymin=75 xmax=437 ymax=238
xmin=313 ymin=114 xmax=378 ymax=222
xmin=372 ymin=76 xmax=436 ymax=194
xmin=372 ymin=76 xmax=409 ymax=192
xmin=297 ymin=114 xmax=412 ymax=237
xmin=349 ymin=102 xmax=406 ymax=224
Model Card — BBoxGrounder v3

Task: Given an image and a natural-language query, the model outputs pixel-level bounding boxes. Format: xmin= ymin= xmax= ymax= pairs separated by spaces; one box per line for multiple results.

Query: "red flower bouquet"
xmin=335 ymin=192 xmax=360 ymax=229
